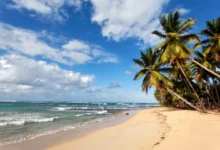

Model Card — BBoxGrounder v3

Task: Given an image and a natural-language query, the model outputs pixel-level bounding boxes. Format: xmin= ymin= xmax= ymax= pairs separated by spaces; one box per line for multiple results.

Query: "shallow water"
xmin=0 ymin=101 xmax=159 ymax=146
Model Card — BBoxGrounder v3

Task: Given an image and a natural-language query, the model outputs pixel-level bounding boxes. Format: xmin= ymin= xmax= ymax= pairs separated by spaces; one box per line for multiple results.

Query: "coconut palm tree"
xmin=152 ymin=11 xmax=202 ymax=103
xmin=193 ymin=18 xmax=220 ymax=78
xmin=133 ymin=48 xmax=200 ymax=110
xmin=191 ymin=51 xmax=219 ymax=105
xmin=195 ymin=17 xmax=220 ymax=61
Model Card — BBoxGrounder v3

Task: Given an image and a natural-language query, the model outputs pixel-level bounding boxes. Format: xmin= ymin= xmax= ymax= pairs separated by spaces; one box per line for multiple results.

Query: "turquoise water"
xmin=0 ymin=102 xmax=158 ymax=146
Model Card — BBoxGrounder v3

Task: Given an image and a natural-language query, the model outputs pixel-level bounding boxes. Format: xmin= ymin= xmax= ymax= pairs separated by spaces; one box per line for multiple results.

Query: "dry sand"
xmin=155 ymin=109 xmax=220 ymax=150
xmin=46 ymin=108 xmax=161 ymax=150
xmin=47 ymin=107 xmax=220 ymax=150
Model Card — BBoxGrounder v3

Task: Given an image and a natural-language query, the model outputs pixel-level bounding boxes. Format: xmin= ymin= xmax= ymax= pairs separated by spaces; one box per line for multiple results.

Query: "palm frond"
xmin=179 ymin=42 xmax=193 ymax=56
xmin=200 ymin=29 xmax=214 ymax=37
xmin=160 ymin=16 xmax=168 ymax=32
xmin=193 ymin=39 xmax=210 ymax=50
xmin=178 ymin=17 xmax=195 ymax=34
xmin=206 ymin=21 xmax=216 ymax=33
xmin=180 ymin=34 xmax=200 ymax=43
xmin=194 ymin=51 xmax=205 ymax=59
xmin=159 ymin=67 xmax=174 ymax=73
xmin=132 ymin=59 xmax=145 ymax=68
xmin=142 ymin=74 xmax=150 ymax=93
xmin=173 ymin=11 xmax=181 ymax=30
xmin=152 ymin=30 xmax=166 ymax=39
xmin=133 ymin=69 xmax=148 ymax=80
xmin=154 ymin=41 xmax=168 ymax=51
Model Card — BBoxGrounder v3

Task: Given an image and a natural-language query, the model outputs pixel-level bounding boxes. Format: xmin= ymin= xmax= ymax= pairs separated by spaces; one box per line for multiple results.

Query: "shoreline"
xmin=1 ymin=110 xmax=137 ymax=150
xmin=2 ymin=107 xmax=220 ymax=150
xmin=47 ymin=107 xmax=220 ymax=150
xmin=47 ymin=108 xmax=162 ymax=150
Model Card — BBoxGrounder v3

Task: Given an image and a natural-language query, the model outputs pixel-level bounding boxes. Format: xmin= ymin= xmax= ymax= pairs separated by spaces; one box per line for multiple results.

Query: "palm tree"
xmin=191 ymin=51 xmax=218 ymax=105
xmin=193 ymin=17 xmax=220 ymax=78
xmin=196 ymin=17 xmax=220 ymax=61
xmin=152 ymin=11 xmax=202 ymax=103
xmin=133 ymin=48 xmax=200 ymax=110
xmin=192 ymin=51 xmax=215 ymax=82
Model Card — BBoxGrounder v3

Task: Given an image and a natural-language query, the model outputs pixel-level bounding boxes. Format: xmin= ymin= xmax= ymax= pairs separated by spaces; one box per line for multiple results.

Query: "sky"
xmin=0 ymin=0 xmax=219 ymax=103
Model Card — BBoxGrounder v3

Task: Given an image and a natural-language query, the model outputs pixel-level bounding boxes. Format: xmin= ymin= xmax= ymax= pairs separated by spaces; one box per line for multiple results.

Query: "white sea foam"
xmin=75 ymin=114 xmax=84 ymax=117
xmin=95 ymin=110 xmax=107 ymax=114
xmin=0 ymin=123 xmax=85 ymax=146
xmin=0 ymin=117 xmax=58 ymax=126
xmin=54 ymin=107 xmax=72 ymax=111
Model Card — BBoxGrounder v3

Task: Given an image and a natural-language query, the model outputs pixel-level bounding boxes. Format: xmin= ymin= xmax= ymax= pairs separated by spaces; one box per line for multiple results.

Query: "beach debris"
xmin=125 ymin=112 xmax=129 ymax=115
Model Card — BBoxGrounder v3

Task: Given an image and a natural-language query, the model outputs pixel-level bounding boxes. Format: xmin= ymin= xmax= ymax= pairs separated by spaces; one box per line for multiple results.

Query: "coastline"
xmin=46 ymin=108 xmax=162 ymax=150
xmin=2 ymin=107 xmax=220 ymax=150
xmin=1 ymin=110 xmax=137 ymax=150
xmin=47 ymin=107 xmax=220 ymax=150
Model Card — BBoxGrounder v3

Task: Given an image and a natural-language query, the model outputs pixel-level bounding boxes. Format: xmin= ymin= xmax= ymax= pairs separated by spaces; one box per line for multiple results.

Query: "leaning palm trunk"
xmin=212 ymin=78 xmax=220 ymax=104
xmin=165 ymin=86 xmax=201 ymax=111
xmin=214 ymin=85 xmax=220 ymax=104
xmin=190 ymin=58 xmax=220 ymax=78
xmin=205 ymin=84 xmax=218 ymax=105
xmin=176 ymin=60 xmax=202 ymax=103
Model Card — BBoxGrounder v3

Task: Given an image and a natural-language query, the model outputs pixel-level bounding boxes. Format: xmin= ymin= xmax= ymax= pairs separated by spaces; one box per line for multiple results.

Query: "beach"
xmin=2 ymin=107 xmax=220 ymax=150
xmin=46 ymin=108 xmax=220 ymax=150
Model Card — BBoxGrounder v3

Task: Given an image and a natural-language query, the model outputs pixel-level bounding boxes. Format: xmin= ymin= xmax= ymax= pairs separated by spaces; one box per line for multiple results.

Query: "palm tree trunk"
xmin=205 ymin=84 xmax=218 ymax=105
xmin=190 ymin=58 xmax=220 ymax=78
xmin=165 ymin=86 xmax=201 ymax=111
xmin=212 ymin=78 xmax=220 ymax=104
xmin=176 ymin=60 xmax=202 ymax=103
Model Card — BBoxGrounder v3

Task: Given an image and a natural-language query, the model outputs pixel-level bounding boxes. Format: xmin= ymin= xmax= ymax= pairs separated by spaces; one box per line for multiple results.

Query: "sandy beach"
xmin=46 ymin=108 xmax=220 ymax=150
xmin=2 ymin=107 xmax=220 ymax=150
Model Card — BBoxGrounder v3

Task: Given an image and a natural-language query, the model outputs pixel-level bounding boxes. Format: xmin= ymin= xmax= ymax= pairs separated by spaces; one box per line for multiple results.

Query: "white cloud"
xmin=176 ymin=8 xmax=190 ymax=15
xmin=62 ymin=40 xmax=90 ymax=53
xmin=0 ymin=22 xmax=118 ymax=65
xmin=107 ymin=82 xmax=121 ymax=89
xmin=91 ymin=49 xmax=118 ymax=64
xmin=8 ymin=0 xmax=84 ymax=22
xmin=90 ymin=0 xmax=170 ymax=46
xmin=124 ymin=71 xmax=132 ymax=75
xmin=0 ymin=54 xmax=94 ymax=95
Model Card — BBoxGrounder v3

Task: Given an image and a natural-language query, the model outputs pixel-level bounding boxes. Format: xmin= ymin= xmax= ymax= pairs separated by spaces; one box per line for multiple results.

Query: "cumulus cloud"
xmin=124 ymin=71 xmax=132 ymax=75
xmin=0 ymin=22 xmax=118 ymax=65
xmin=7 ymin=0 xmax=190 ymax=47
xmin=90 ymin=0 xmax=170 ymax=46
xmin=107 ymin=82 xmax=121 ymax=89
xmin=0 ymin=54 xmax=94 ymax=95
xmin=8 ymin=0 xmax=84 ymax=22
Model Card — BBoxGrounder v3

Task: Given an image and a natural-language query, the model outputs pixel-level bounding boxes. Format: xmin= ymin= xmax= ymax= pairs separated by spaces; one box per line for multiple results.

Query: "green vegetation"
xmin=133 ymin=11 xmax=220 ymax=111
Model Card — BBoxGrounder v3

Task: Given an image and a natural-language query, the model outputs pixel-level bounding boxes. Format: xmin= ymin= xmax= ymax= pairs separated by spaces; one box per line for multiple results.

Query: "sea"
xmin=0 ymin=101 xmax=159 ymax=146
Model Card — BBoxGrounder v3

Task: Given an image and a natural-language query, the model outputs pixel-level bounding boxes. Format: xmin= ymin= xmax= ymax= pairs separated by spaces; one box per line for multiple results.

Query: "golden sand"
xmin=45 ymin=108 xmax=220 ymax=150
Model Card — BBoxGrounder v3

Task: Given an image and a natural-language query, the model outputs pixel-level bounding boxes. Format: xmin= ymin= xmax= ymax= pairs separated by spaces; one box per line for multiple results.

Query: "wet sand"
xmin=1 ymin=111 xmax=136 ymax=150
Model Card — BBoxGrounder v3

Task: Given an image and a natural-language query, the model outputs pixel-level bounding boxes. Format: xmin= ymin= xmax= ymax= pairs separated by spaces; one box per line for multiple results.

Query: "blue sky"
xmin=0 ymin=0 xmax=219 ymax=102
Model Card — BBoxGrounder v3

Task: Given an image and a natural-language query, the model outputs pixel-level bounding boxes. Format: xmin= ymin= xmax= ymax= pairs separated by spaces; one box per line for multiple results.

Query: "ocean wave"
xmin=85 ymin=113 xmax=92 ymax=115
xmin=0 ymin=117 xmax=58 ymax=126
xmin=0 ymin=123 xmax=84 ymax=146
xmin=95 ymin=110 xmax=107 ymax=114
xmin=75 ymin=114 xmax=84 ymax=117
xmin=53 ymin=107 xmax=73 ymax=111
